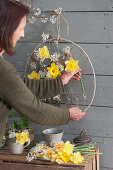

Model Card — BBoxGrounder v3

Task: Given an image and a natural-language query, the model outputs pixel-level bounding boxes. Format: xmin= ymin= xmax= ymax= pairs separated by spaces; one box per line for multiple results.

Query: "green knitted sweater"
xmin=0 ymin=57 xmax=70 ymax=146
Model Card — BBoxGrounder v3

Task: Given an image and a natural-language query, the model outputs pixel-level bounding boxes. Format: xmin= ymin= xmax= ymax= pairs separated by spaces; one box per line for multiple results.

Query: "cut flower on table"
xmin=26 ymin=141 xmax=102 ymax=164
xmin=26 ymin=140 xmax=84 ymax=164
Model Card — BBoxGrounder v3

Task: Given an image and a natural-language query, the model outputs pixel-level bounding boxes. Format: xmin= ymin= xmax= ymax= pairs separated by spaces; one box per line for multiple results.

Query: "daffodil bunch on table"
xmin=26 ymin=141 xmax=84 ymax=164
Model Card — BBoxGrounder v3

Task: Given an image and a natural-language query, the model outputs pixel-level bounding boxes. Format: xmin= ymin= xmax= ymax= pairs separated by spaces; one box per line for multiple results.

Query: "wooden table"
xmin=0 ymin=147 xmax=99 ymax=170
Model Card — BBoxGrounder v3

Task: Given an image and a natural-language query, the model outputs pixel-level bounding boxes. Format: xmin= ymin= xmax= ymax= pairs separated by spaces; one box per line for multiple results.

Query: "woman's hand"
xmin=69 ymin=107 xmax=86 ymax=121
xmin=61 ymin=71 xmax=81 ymax=85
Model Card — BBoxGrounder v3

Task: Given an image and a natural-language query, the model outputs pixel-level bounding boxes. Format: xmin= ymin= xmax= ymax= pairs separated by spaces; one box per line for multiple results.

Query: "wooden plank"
xmin=0 ymin=148 xmax=98 ymax=170
xmin=19 ymin=12 xmax=113 ymax=43
xmin=0 ymin=147 xmax=90 ymax=167
xmin=21 ymin=0 xmax=113 ymax=12
xmin=92 ymin=154 xmax=96 ymax=170
xmin=0 ymin=162 xmax=85 ymax=170
xmin=95 ymin=147 xmax=99 ymax=170
xmin=0 ymin=148 xmax=93 ymax=170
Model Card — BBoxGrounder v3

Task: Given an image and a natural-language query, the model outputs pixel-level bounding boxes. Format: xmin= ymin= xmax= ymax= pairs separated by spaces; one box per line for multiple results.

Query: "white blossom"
xmin=41 ymin=32 xmax=50 ymax=42
xmin=56 ymin=63 xmax=64 ymax=72
xmin=40 ymin=15 xmax=48 ymax=23
xmin=46 ymin=71 xmax=52 ymax=79
xmin=26 ymin=153 xmax=35 ymax=162
xmin=50 ymin=52 xmax=60 ymax=62
xmin=28 ymin=16 xmax=36 ymax=24
xmin=30 ymin=62 xmax=37 ymax=69
xmin=55 ymin=7 xmax=62 ymax=14
xmin=40 ymin=58 xmax=45 ymax=62
xmin=53 ymin=95 xmax=61 ymax=101
xmin=26 ymin=2 xmax=32 ymax=8
xmin=9 ymin=132 xmax=16 ymax=139
xmin=63 ymin=46 xmax=71 ymax=54
xmin=50 ymin=15 xmax=57 ymax=24
xmin=33 ymin=7 xmax=41 ymax=16
xmin=26 ymin=142 xmax=48 ymax=162
xmin=33 ymin=50 xmax=40 ymax=59
xmin=39 ymin=70 xmax=46 ymax=78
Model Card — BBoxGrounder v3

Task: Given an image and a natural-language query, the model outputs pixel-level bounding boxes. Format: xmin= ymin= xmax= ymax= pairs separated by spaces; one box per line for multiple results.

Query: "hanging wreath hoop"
xmin=24 ymin=7 xmax=96 ymax=112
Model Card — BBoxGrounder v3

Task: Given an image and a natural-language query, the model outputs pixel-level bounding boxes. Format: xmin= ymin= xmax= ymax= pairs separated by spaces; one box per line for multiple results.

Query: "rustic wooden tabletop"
xmin=0 ymin=146 xmax=99 ymax=170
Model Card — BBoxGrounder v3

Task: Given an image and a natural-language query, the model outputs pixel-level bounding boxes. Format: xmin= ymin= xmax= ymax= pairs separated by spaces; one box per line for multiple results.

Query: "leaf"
xmin=12 ymin=121 xmax=19 ymax=130
xmin=9 ymin=108 xmax=15 ymax=117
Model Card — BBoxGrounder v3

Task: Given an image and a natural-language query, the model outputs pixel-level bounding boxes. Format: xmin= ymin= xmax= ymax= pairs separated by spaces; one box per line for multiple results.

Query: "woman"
xmin=0 ymin=0 xmax=85 ymax=149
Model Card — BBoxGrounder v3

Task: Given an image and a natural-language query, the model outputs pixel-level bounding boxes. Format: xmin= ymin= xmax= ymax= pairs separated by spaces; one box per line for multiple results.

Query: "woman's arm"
xmin=0 ymin=66 xmax=70 ymax=126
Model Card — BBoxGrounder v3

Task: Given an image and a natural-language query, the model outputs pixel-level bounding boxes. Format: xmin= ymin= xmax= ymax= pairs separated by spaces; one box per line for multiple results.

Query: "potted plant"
xmin=8 ymin=109 xmax=35 ymax=148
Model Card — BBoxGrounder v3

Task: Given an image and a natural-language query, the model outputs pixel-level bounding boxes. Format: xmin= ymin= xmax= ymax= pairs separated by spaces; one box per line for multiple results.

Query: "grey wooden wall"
xmin=7 ymin=0 xmax=113 ymax=169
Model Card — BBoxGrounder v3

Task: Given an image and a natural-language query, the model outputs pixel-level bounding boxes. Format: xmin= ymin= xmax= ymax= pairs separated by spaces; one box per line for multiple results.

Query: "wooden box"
xmin=0 ymin=147 xmax=99 ymax=170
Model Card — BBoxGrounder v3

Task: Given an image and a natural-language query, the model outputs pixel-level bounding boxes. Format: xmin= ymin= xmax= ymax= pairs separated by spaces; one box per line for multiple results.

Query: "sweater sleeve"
xmin=0 ymin=67 xmax=70 ymax=126
xmin=23 ymin=76 xmax=64 ymax=99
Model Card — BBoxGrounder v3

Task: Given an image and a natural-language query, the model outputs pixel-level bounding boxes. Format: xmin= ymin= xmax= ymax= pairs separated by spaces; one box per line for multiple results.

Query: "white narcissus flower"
xmin=9 ymin=131 xmax=16 ymax=138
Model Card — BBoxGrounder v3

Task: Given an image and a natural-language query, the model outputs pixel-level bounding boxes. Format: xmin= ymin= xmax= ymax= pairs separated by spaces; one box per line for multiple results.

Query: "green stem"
xmin=83 ymin=153 xmax=103 ymax=156
xmin=79 ymin=72 xmax=85 ymax=96
xmin=74 ymin=149 xmax=95 ymax=152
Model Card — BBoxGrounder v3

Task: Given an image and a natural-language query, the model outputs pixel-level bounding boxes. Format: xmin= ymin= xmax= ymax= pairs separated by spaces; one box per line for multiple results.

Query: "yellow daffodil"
xmin=55 ymin=154 xmax=64 ymax=164
xmin=70 ymin=152 xmax=84 ymax=164
xmin=39 ymin=46 xmax=50 ymax=60
xmin=58 ymin=151 xmax=70 ymax=163
xmin=42 ymin=148 xmax=56 ymax=161
xmin=46 ymin=62 xmax=61 ymax=79
xmin=63 ymin=141 xmax=73 ymax=155
xmin=65 ymin=57 xmax=81 ymax=73
xmin=28 ymin=71 xmax=40 ymax=80
xmin=16 ymin=132 xmax=29 ymax=145
xmin=54 ymin=141 xmax=64 ymax=151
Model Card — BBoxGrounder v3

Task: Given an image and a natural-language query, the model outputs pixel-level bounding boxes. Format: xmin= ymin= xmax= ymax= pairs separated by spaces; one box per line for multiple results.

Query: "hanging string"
xmin=56 ymin=13 xmax=69 ymax=40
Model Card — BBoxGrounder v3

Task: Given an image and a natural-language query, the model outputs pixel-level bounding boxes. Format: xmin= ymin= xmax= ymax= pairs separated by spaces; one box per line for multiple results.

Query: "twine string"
xmin=57 ymin=13 xmax=69 ymax=40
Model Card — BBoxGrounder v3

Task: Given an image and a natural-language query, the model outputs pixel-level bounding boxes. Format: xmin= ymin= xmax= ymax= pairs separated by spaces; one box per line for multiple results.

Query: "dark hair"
xmin=0 ymin=0 xmax=29 ymax=56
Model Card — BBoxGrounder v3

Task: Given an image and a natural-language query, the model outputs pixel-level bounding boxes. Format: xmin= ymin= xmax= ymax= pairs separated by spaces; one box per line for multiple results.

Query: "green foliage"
xmin=9 ymin=108 xmax=15 ymax=117
xmin=9 ymin=109 xmax=29 ymax=131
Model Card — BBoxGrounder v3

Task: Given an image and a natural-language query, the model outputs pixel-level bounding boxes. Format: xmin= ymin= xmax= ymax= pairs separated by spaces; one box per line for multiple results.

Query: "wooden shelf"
xmin=0 ymin=146 xmax=99 ymax=170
